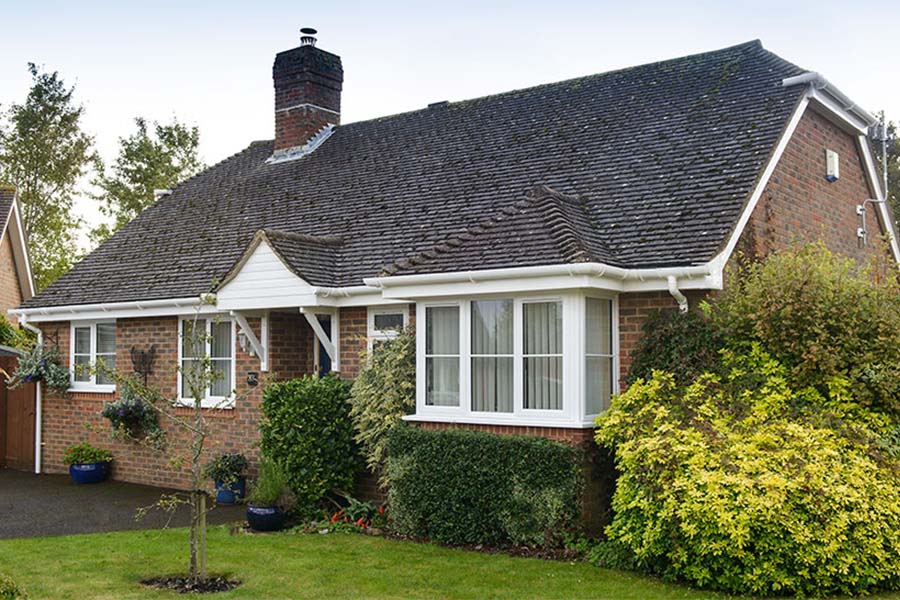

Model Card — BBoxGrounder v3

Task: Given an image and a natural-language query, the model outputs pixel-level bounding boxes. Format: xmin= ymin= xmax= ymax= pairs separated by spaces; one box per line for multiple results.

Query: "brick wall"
xmin=0 ymin=231 xmax=22 ymax=325
xmin=38 ymin=313 xmax=314 ymax=489
xmin=737 ymin=106 xmax=890 ymax=264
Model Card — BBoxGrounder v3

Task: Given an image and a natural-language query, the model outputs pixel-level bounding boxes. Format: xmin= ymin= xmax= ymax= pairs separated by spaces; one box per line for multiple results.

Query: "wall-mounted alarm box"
xmin=825 ymin=149 xmax=840 ymax=182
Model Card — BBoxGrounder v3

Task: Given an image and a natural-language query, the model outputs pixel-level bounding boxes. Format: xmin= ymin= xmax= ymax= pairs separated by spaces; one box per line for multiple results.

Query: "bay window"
xmin=415 ymin=293 xmax=617 ymax=426
xmin=70 ymin=321 xmax=117 ymax=391
xmin=179 ymin=317 xmax=235 ymax=408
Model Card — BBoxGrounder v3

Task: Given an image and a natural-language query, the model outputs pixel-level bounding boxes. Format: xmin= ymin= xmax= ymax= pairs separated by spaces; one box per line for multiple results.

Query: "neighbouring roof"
xmin=23 ymin=40 xmax=807 ymax=309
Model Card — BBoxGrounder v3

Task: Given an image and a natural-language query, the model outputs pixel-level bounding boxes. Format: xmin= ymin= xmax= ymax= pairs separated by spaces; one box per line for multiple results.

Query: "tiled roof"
xmin=22 ymin=40 xmax=806 ymax=308
xmin=0 ymin=187 xmax=14 ymax=232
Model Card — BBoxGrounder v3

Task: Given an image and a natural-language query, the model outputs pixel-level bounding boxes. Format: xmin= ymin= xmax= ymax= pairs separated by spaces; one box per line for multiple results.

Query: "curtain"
xmin=585 ymin=298 xmax=613 ymax=414
xmin=523 ymin=301 xmax=563 ymax=410
xmin=471 ymin=299 xmax=513 ymax=412
xmin=426 ymin=306 xmax=460 ymax=406
xmin=210 ymin=321 xmax=232 ymax=397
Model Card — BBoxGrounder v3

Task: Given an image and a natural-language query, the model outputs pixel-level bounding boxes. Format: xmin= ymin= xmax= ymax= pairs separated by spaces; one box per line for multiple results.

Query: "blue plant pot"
xmin=214 ymin=478 xmax=246 ymax=504
xmin=247 ymin=505 xmax=286 ymax=532
xmin=69 ymin=461 xmax=110 ymax=484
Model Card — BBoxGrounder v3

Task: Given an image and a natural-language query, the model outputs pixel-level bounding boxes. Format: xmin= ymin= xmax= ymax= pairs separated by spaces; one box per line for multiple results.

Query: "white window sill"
xmin=402 ymin=413 xmax=598 ymax=429
xmin=68 ymin=385 xmax=116 ymax=394
xmin=174 ymin=398 xmax=235 ymax=410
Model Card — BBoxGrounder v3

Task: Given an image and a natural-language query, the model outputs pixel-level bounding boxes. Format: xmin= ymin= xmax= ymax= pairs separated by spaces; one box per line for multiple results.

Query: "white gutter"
xmin=364 ymin=261 xmax=715 ymax=288
xmin=19 ymin=315 xmax=42 ymax=474
xmin=10 ymin=296 xmax=205 ymax=320
xmin=782 ymin=72 xmax=877 ymax=127
xmin=667 ymin=275 xmax=688 ymax=313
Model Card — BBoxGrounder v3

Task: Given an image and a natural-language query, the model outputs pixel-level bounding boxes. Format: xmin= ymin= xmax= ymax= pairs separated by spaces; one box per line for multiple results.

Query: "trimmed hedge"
xmin=259 ymin=375 xmax=357 ymax=506
xmin=385 ymin=426 xmax=583 ymax=546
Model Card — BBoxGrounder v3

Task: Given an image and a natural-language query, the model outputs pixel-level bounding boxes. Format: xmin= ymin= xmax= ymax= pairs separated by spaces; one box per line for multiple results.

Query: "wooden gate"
xmin=0 ymin=355 xmax=36 ymax=471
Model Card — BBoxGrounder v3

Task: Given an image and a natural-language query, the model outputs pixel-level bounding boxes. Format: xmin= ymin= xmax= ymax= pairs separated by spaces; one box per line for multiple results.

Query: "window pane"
xmin=210 ymin=359 xmax=232 ymax=398
xmin=374 ymin=313 xmax=404 ymax=332
xmin=96 ymin=354 xmax=116 ymax=385
xmin=181 ymin=360 xmax=201 ymax=399
xmin=524 ymin=356 xmax=562 ymax=410
xmin=523 ymin=302 xmax=562 ymax=355
xmin=471 ymin=300 xmax=512 ymax=355
xmin=426 ymin=306 xmax=459 ymax=355
xmin=472 ymin=357 xmax=513 ymax=412
xmin=586 ymin=298 xmax=612 ymax=355
xmin=73 ymin=355 xmax=91 ymax=382
xmin=96 ymin=323 xmax=116 ymax=354
xmin=586 ymin=356 xmax=613 ymax=414
xmin=426 ymin=356 xmax=459 ymax=406
xmin=210 ymin=321 xmax=232 ymax=358
xmin=74 ymin=327 xmax=91 ymax=354
xmin=182 ymin=320 xmax=205 ymax=358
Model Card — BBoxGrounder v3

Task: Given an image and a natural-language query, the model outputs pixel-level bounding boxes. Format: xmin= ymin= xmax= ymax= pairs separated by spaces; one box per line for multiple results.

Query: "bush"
xmin=596 ymin=347 xmax=900 ymax=596
xmin=710 ymin=243 xmax=900 ymax=415
xmin=0 ymin=573 xmax=27 ymax=599
xmin=259 ymin=375 xmax=357 ymax=507
xmin=626 ymin=309 xmax=723 ymax=386
xmin=4 ymin=346 xmax=70 ymax=394
xmin=100 ymin=381 xmax=163 ymax=442
xmin=202 ymin=453 xmax=248 ymax=484
xmin=247 ymin=457 xmax=296 ymax=512
xmin=386 ymin=426 xmax=583 ymax=547
xmin=349 ymin=326 xmax=415 ymax=479
xmin=63 ymin=442 xmax=112 ymax=466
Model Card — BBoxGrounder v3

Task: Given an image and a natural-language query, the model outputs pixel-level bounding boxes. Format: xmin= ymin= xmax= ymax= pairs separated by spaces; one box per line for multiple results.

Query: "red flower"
xmin=378 ymin=505 xmax=385 ymax=515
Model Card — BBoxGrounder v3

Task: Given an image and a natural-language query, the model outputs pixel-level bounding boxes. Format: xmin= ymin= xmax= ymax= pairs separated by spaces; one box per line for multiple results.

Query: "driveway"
xmin=0 ymin=468 xmax=246 ymax=539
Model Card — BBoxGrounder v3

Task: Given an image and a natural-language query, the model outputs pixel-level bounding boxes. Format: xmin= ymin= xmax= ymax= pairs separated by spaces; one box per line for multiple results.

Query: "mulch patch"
xmin=140 ymin=575 xmax=241 ymax=594
xmin=379 ymin=530 xmax=582 ymax=561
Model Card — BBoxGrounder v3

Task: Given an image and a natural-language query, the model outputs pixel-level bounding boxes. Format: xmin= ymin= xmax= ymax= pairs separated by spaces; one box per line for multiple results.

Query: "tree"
xmin=0 ymin=64 xmax=98 ymax=291
xmin=91 ymin=117 xmax=203 ymax=244
xmin=871 ymin=114 xmax=899 ymax=226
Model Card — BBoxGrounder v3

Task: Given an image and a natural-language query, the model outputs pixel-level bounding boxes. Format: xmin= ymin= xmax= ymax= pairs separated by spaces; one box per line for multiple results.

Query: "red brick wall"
xmin=338 ymin=306 xmax=367 ymax=380
xmin=737 ymin=106 xmax=890 ymax=264
xmin=0 ymin=231 xmax=23 ymax=325
xmin=38 ymin=314 xmax=314 ymax=489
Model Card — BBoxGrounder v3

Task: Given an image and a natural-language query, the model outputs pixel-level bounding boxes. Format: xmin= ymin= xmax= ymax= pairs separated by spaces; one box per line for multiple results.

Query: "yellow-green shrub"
xmin=597 ymin=347 xmax=900 ymax=596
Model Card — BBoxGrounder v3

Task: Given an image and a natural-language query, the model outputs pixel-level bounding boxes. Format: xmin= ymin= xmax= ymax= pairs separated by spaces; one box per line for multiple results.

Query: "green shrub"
xmin=247 ymin=457 xmax=296 ymax=512
xmin=596 ymin=346 xmax=900 ymax=596
xmin=626 ymin=309 xmax=723 ymax=386
xmin=202 ymin=453 xmax=248 ymax=484
xmin=349 ymin=326 xmax=415 ymax=479
xmin=259 ymin=375 xmax=357 ymax=506
xmin=62 ymin=441 xmax=112 ymax=466
xmin=386 ymin=426 xmax=583 ymax=547
xmin=710 ymin=243 xmax=900 ymax=415
xmin=0 ymin=573 xmax=27 ymax=600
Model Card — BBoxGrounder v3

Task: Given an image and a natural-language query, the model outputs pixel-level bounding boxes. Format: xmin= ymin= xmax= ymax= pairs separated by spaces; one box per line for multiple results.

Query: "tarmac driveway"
xmin=0 ymin=468 xmax=245 ymax=539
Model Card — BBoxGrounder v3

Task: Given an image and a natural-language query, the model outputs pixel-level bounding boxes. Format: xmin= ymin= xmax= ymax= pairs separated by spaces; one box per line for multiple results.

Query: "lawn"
xmin=0 ymin=526 xmax=722 ymax=600
xmin=3 ymin=527 xmax=900 ymax=600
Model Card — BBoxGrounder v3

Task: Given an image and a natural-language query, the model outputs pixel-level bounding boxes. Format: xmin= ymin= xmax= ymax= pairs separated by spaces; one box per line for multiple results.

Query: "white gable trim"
xmin=216 ymin=239 xmax=319 ymax=311
xmin=2 ymin=197 xmax=35 ymax=300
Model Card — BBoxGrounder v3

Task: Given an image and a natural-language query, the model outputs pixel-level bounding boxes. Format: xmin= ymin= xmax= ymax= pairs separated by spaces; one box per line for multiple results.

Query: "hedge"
xmin=259 ymin=375 xmax=358 ymax=506
xmin=385 ymin=426 xmax=583 ymax=546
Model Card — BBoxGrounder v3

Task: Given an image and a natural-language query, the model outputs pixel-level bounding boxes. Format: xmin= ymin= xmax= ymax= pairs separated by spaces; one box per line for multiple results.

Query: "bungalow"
xmin=9 ymin=34 xmax=897 ymax=489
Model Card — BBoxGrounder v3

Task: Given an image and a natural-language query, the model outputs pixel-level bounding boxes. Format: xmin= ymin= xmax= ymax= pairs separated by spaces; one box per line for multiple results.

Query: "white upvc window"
xmin=367 ymin=305 xmax=409 ymax=351
xmin=178 ymin=316 xmax=235 ymax=408
xmin=70 ymin=321 xmax=117 ymax=392
xmin=413 ymin=292 xmax=617 ymax=427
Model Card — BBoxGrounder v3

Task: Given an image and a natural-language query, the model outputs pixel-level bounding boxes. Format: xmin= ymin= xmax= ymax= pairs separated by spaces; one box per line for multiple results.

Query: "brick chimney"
xmin=273 ymin=29 xmax=343 ymax=152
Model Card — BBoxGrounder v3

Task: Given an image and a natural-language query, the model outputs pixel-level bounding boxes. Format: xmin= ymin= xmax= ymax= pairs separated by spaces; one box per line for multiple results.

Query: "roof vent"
xmin=428 ymin=100 xmax=449 ymax=108
xmin=300 ymin=27 xmax=317 ymax=47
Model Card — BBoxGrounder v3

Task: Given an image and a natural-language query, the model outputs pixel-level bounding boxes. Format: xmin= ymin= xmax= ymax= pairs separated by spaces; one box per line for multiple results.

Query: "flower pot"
xmin=69 ymin=461 xmax=110 ymax=484
xmin=214 ymin=478 xmax=246 ymax=505
xmin=246 ymin=504 xmax=286 ymax=532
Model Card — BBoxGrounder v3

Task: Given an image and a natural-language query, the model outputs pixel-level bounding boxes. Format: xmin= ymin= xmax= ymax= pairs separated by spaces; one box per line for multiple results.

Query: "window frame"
xmin=422 ymin=302 xmax=463 ymax=410
xmin=583 ymin=295 xmax=619 ymax=418
xmin=414 ymin=292 xmax=608 ymax=427
xmin=68 ymin=320 xmax=117 ymax=393
xmin=470 ymin=299 xmax=514 ymax=414
xmin=177 ymin=315 xmax=236 ymax=409
xmin=367 ymin=305 xmax=409 ymax=351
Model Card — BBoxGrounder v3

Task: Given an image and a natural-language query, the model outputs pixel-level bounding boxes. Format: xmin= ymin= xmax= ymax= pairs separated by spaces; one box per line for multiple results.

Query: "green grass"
xmin=0 ymin=526 xmax=719 ymax=600
xmin=2 ymin=527 xmax=900 ymax=599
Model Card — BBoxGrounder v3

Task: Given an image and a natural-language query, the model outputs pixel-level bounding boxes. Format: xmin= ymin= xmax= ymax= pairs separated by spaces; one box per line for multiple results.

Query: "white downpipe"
xmin=667 ymin=276 xmax=688 ymax=313
xmin=19 ymin=315 xmax=42 ymax=474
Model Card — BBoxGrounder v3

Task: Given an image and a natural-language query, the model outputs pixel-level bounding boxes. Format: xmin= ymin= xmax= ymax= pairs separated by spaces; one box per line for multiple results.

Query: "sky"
xmin=1 ymin=0 xmax=899 ymax=242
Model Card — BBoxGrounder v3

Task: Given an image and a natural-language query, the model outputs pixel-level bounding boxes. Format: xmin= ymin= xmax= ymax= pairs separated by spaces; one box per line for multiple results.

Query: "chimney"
xmin=273 ymin=28 xmax=343 ymax=153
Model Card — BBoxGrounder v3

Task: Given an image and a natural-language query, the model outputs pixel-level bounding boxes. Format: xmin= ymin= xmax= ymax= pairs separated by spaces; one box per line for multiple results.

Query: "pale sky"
xmin=1 ymin=0 xmax=899 ymax=243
